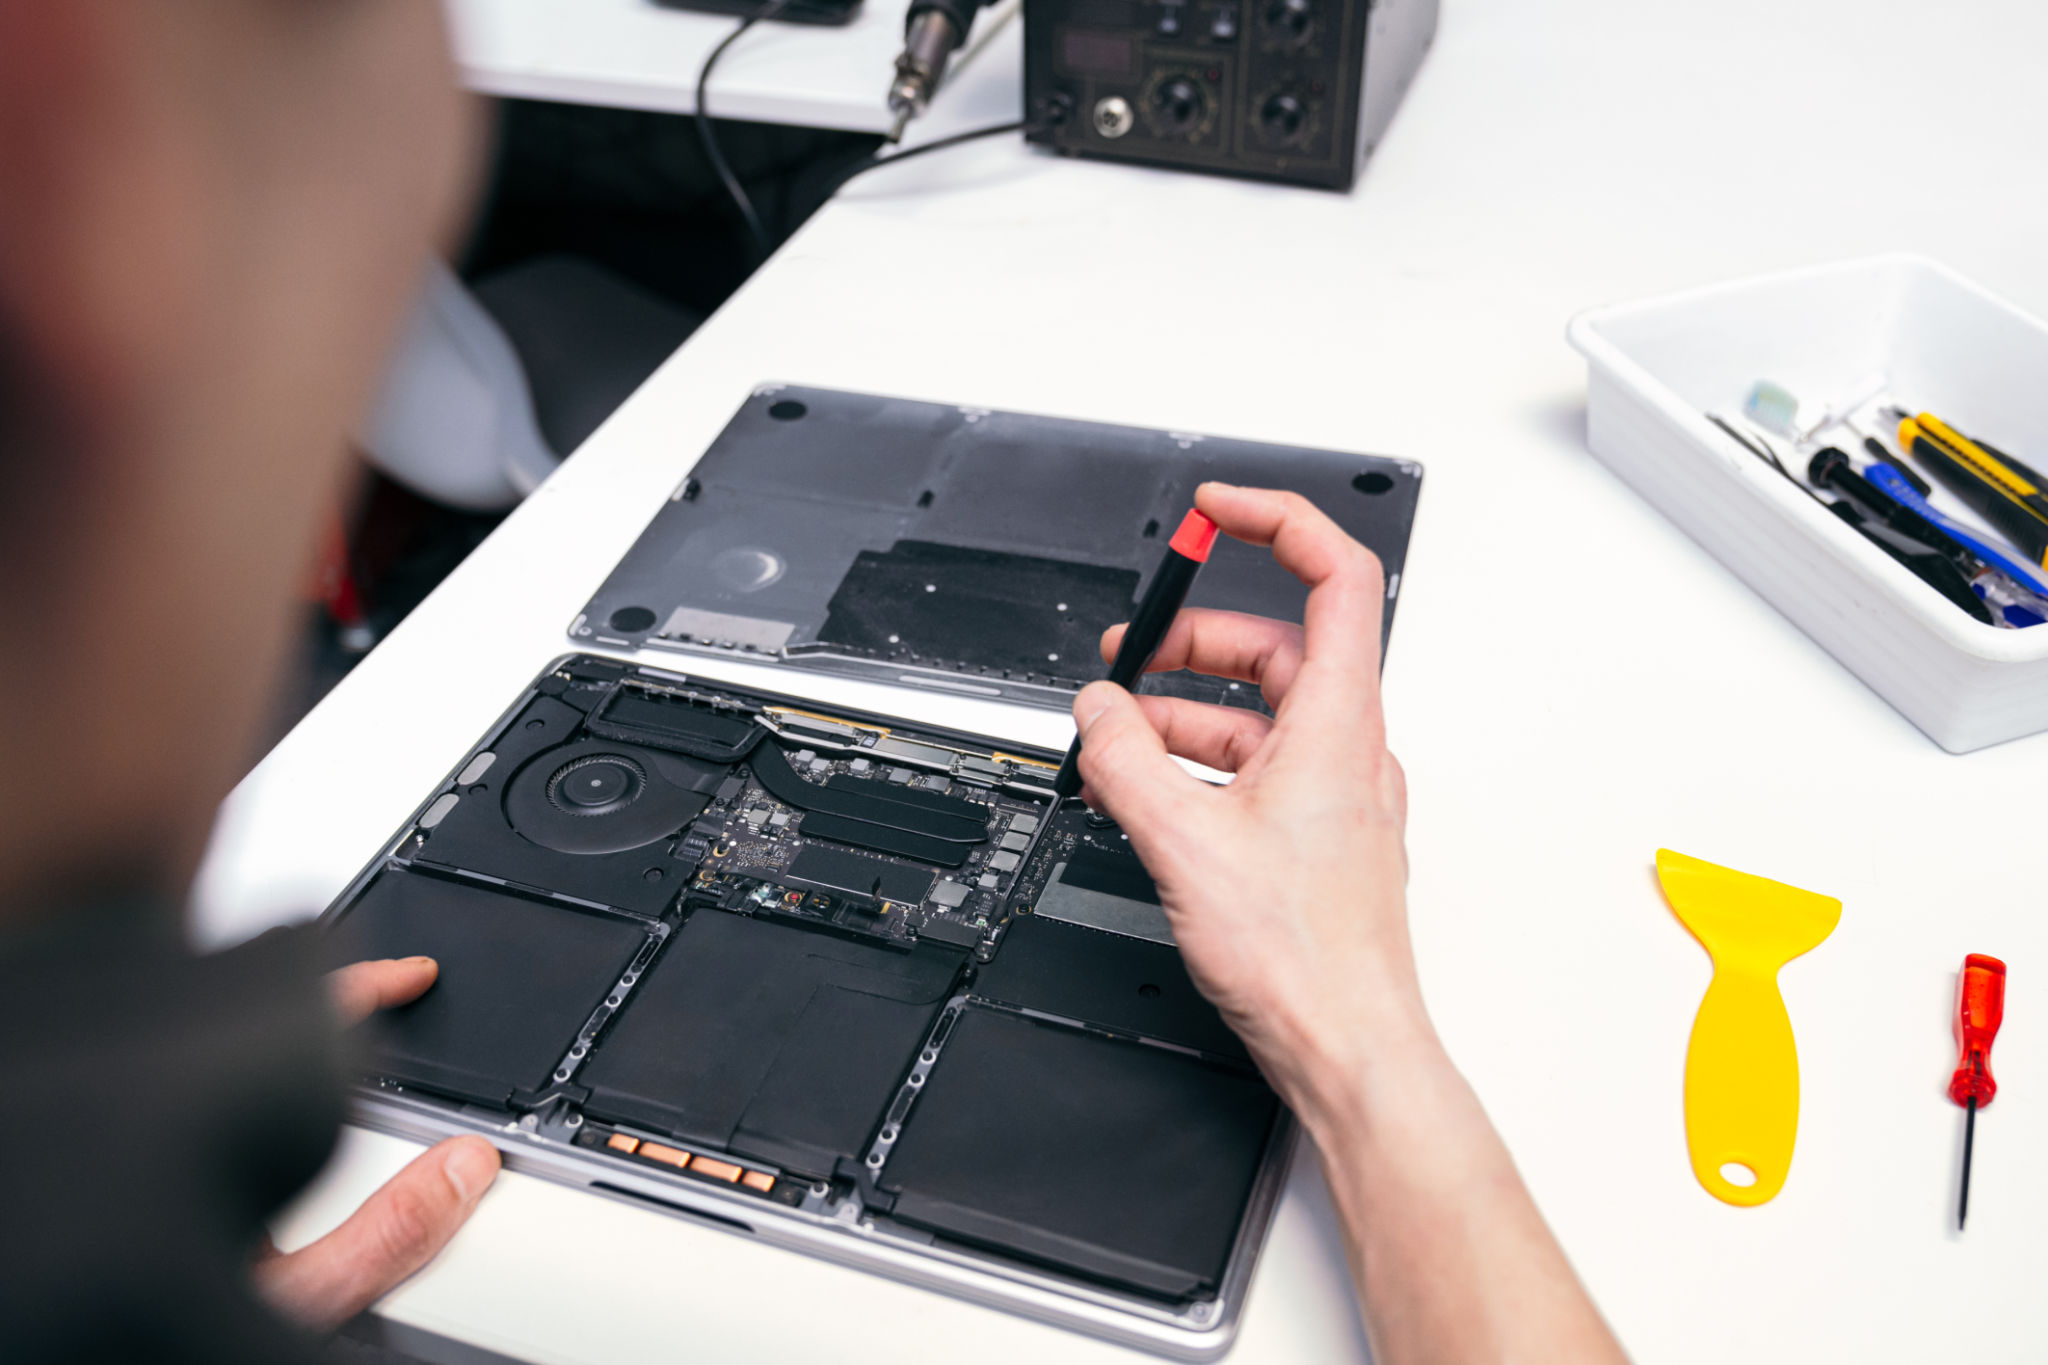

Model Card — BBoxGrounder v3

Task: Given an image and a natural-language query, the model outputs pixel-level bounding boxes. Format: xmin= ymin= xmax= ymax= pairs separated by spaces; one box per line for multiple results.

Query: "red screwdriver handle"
xmin=1949 ymin=954 xmax=2007 ymax=1108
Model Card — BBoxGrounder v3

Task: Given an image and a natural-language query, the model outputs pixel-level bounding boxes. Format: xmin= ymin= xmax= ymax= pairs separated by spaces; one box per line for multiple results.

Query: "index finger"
xmin=1101 ymin=608 xmax=1305 ymax=708
xmin=328 ymin=956 xmax=439 ymax=1026
xmin=1193 ymin=483 xmax=1386 ymax=682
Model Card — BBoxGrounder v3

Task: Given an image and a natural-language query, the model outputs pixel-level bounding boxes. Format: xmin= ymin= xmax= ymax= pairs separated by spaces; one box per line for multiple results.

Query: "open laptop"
xmin=321 ymin=388 xmax=1420 ymax=1357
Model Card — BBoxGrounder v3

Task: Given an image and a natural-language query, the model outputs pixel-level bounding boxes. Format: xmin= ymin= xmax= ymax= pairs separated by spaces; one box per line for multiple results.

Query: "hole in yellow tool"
xmin=1656 ymin=849 xmax=1841 ymax=1207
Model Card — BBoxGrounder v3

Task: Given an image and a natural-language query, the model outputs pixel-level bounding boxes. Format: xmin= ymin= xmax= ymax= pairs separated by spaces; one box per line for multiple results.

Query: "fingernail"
xmin=1073 ymin=683 xmax=1117 ymax=734
xmin=444 ymin=1139 xmax=500 ymax=1203
xmin=404 ymin=956 xmax=435 ymax=967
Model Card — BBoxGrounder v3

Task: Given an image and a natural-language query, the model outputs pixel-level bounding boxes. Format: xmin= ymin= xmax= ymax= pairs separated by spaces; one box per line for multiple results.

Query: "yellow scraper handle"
xmin=1684 ymin=961 xmax=1802 ymax=1204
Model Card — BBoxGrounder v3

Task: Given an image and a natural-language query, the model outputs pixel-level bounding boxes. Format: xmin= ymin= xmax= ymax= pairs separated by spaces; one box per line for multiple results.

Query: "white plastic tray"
xmin=1567 ymin=254 xmax=2048 ymax=754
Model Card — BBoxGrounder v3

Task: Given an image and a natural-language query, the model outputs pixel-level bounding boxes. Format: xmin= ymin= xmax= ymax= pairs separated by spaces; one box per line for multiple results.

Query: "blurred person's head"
xmin=0 ymin=0 xmax=483 ymax=915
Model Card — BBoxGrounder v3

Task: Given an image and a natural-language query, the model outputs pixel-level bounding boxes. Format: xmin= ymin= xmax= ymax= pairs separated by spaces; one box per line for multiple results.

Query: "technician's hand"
xmin=1076 ymin=485 xmax=1630 ymax=1365
xmin=252 ymin=958 xmax=502 ymax=1331
xmin=1071 ymin=482 xmax=1421 ymax=1124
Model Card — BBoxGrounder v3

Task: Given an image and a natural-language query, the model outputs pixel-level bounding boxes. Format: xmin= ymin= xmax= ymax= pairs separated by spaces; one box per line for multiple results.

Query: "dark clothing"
xmin=0 ymin=899 xmax=345 ymax=1363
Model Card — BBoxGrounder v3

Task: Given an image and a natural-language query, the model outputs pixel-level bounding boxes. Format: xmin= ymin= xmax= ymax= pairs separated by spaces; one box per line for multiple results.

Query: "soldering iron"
xmin=886 ymin=0 xmax=995 ymax=137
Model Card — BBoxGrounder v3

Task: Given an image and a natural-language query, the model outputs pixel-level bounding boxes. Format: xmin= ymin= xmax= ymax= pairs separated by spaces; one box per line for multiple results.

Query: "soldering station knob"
xmin=1260 ymin=0 xmax=1315 ymax=47
xmin=1258 ymin=92 xmax=1307 ymax=142
xmin=1149 ymin=76 xmax=1208 ymax=135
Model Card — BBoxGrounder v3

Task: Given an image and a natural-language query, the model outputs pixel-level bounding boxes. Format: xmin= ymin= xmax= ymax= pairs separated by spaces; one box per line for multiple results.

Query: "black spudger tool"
xmin=1011 ymin=508 xmax=1219 ymax=910
xmin=1051 ymin=507 xmax=1220 ymax=800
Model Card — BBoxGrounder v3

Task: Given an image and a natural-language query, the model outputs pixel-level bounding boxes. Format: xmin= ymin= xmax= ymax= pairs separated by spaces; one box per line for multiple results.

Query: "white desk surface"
xmin=447 ymin=0 xmax=947 ymax=133
xmin=198 ymin=0 xmax=2048 ymax=1360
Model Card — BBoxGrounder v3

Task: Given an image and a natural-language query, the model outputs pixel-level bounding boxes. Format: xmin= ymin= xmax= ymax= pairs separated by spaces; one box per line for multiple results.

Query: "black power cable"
xmin=701 ymin=5 xmax=1059 ymax=255
xmin=817 ymin=115 xmax=1052 ymax=201
xmin=695 ymin=0 xmax=794 ymax=262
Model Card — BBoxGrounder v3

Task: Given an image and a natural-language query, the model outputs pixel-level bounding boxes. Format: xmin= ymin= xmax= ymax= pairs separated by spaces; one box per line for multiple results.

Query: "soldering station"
xmin=684 ymin=0 xmax=1439 ymax=220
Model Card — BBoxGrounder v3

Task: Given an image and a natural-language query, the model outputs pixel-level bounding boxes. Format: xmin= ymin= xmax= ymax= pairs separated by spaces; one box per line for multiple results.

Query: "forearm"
xmin=1064 ymin=487 xmax=1621 ymax=1360
xmin=1291 ymin=999 xmax=1629 ymax=1365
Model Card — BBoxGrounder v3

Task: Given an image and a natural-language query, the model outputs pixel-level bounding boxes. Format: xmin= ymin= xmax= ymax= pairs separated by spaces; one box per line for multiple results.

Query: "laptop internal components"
xmin=320 ymin=656 xmax=1294 ymax=1358
xmin=333 ymin=867 xmax=652 ymax=1107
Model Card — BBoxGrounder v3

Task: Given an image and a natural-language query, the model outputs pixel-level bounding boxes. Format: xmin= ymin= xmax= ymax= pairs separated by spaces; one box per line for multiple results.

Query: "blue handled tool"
xmin=1865 ymin=463 xmax=2048 ymax=597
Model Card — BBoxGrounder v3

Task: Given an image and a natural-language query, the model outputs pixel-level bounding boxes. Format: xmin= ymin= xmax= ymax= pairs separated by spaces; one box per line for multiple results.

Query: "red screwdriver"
xmin=1949 ymin=954 xmax=2007 ymax=1230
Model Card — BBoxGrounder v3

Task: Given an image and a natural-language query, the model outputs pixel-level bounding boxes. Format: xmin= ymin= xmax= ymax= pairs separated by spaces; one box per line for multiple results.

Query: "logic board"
xmin=682 ymin=732 xmax=1054 ymax=958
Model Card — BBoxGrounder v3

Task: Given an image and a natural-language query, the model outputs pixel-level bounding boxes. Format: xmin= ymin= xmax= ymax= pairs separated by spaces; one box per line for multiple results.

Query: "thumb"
xmin=255 ymin=1135 xmax=500 ymax=1330
xmin=1071 ymin=682 xmax=1206 ymax=841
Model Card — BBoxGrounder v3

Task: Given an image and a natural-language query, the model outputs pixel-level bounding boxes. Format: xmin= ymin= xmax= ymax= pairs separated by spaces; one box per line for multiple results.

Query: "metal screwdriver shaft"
xmin=1959 ymin=1094 xmax=1977 ymax=1230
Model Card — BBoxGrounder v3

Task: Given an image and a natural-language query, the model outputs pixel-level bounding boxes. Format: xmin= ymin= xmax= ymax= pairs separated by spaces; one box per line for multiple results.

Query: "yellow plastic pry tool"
xmin=1655 ymin=849 xmax=1841 ymax=1207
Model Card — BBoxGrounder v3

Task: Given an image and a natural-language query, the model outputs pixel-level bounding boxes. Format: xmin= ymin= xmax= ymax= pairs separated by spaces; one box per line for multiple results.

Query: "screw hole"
xmin=1142 ymin=518 xmax=1161 ymax=538
xmin=1138 ymin=983 xmax=1162 ymax=998
xmin=1352 ymin=471 xmax=1395 ymax=495
xmin=769 ymin=399 xmax=807 ymax=420
xmin=1719 ymin=1162 xmax=1758 ymax=1188
xmin=917 ymin=489 xmax=934 ymax=507
xmin=526 ymin=719 xmax=546 ymax=731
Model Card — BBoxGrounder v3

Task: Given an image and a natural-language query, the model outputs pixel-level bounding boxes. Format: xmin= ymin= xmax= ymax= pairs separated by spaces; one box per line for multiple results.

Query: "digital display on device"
xmin=1060 ymin=27 xmax=1137 ymax=77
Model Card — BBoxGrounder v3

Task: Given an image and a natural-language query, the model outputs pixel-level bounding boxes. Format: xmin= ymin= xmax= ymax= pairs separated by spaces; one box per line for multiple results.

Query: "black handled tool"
xmin=1051 ymin=508 xmax=1219 ymax=799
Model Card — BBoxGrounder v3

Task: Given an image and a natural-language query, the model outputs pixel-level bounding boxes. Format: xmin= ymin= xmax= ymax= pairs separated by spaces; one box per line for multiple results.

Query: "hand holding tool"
xmin=1008 ymin=508 xmax=1219 ymax=907
xmin=1951 ymin=953 xmax=2006 ymax=1230
xmin=1051 ymin=508 xmax=1218 ymax=800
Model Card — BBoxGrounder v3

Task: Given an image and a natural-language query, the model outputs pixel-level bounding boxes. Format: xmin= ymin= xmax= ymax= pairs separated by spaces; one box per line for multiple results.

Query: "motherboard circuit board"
xmin=674 ymin=712 xmax=1069 ymax=959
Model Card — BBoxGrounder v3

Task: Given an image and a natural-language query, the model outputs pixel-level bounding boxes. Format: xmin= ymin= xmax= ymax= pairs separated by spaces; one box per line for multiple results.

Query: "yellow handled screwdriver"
xmin=1894 ymin=410 xmax=2048 ymax=569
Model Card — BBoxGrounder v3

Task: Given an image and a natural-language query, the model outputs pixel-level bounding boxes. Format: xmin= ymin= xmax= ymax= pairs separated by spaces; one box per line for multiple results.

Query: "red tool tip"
xmin=1168 ymin=510 xmax=1219 ymax=562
